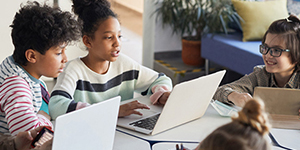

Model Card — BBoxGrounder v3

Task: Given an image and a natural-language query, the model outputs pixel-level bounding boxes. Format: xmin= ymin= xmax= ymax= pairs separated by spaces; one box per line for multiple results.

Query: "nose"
xmin=265 ymin=50 xmax=273 ymax=58
xmin=62 ymin=51 xmax=68 ymax=63
xmin=113 ymin=36 xmax=121 ymax=47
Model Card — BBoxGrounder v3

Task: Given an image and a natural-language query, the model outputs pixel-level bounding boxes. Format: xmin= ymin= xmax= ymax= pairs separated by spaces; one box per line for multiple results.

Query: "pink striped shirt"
xmin=0 ymin=76 xmax=52 ymax=135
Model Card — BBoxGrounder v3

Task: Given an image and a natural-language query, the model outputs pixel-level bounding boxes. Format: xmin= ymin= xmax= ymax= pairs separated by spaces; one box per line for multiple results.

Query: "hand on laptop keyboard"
xmin=118 ymin=100 xmax=150 ymax=117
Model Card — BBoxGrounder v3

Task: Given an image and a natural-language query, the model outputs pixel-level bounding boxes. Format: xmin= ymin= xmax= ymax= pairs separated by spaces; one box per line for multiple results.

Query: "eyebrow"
xmin=103 ymin=30 xmax=122 ymax=34
xmin=264 ymin=43 xmax=284 ymax=49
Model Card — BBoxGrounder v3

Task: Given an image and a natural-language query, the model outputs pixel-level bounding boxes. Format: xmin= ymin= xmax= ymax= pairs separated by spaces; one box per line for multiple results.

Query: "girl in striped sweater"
xmin=49 ymin=0 xmax=173 ymax=119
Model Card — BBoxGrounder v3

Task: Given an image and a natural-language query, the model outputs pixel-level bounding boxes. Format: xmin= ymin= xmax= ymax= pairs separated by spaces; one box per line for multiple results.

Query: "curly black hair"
xmin=72 ymin=0 xmax=117 ymax=38
xmin=10 ymin=1 xmax=82 ymax=66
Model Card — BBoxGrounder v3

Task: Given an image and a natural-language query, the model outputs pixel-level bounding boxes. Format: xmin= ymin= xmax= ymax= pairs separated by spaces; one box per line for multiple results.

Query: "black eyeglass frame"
xmin=259 ymin=44 xmax=290 ymax=57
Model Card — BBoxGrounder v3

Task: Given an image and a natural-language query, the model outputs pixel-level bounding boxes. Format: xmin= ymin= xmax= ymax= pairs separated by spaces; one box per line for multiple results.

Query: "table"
xmin=117 ymin=96 xmax=300 ymax=149
xmin=117 ymin=103 xmax=232 ymax=143
xmin=113 ymin=130 xmax=151 ymax=150
xmin=152 ymin=142 xmax=199 ymax=150
xmin=270 ymin=128 xmax=300 ymax=150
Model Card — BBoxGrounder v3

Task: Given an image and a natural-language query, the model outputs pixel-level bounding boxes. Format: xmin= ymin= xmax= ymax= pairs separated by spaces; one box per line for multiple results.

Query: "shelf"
xmin=154 ymin=51 xmax=223 ymax=85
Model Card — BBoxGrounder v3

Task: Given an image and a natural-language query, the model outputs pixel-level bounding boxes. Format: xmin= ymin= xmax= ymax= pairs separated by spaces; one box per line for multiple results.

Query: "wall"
xmin=142 ymin=0 xmax=181 ymax=68
xmin=114 ymin=0 xmax=143 ymax=13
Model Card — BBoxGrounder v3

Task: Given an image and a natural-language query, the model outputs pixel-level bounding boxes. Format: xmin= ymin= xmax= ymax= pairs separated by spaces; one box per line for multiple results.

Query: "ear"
xmin=24 ymin=49 xmax=37 ymax=64
xmin=82 ymin=35 xmax=92 ymax=49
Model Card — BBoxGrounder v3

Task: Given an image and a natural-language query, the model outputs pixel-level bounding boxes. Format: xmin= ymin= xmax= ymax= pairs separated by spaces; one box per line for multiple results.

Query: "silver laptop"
xmin=52 ymin=96 xmax=121 ymax=150
xmin=117 ymin=70 xmax=226 ymax=135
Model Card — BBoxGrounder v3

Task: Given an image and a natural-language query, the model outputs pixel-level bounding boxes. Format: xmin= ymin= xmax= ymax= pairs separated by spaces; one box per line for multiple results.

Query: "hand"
xmin=14 ymin=126 xmax=44 ymax=150
xmin=34 ymin=138 xmax=52 ymax=150
xmin=157 ymin=92 xmax=170 ymax=105
xmin=227 ymin=92 xmax=252 ymax=107
xmin=118 ymin=100 xmax=150 ymax=117
xmin=37 ymin=110 xmax=51 ymax=121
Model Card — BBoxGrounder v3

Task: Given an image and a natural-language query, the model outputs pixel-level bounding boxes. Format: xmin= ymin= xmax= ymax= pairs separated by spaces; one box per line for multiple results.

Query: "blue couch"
xmin=201 ymin=32 xmax=264 ymax=75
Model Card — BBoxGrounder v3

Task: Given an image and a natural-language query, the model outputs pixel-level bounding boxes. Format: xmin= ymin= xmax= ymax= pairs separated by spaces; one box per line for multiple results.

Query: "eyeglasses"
xmin=259 ymin=44 xmax=290 ymax=57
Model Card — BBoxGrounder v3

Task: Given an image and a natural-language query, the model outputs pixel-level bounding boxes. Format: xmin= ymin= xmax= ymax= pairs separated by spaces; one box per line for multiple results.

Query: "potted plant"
xmin=155 ymin=0 xmax=241 ymax=66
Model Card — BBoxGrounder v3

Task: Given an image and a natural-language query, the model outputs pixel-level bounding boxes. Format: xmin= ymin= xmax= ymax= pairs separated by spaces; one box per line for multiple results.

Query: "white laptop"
xmin=117 ymin=70 xmax=226 ymax=135
xmin=52 ymin=96 xmax=121 ymax=150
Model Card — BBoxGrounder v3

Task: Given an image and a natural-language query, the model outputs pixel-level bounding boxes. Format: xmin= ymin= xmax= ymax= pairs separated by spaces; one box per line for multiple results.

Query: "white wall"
xmin=142 ymin=0 xmax=181 ymax=68
xmin=114 ymin=0 xmax=143 ymax=13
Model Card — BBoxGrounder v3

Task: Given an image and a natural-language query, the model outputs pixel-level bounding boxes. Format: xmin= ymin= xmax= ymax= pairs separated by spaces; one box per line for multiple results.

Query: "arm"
xmin=135 ymin=65 xmax=173 ymax=104
xmin=49 ymin=66 xmax=90 ymax=120
xmin=213 ymin=66 xmax=268 ymax=105
xmin=0 ymin=76 xmax=52 ymax=136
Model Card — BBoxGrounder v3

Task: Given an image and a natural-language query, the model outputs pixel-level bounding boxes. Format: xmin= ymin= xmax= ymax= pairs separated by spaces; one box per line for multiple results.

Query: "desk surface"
xmin=151 ymin=142 xmax=289 ymax=150
xmin=117 ymin=96 xmax=300 ymax=149
xmin=152 ymin=142 xmax=199 ymax=150
xmin=113 ymin=130 xmax=150 ymax=150
xmin=117 ymin=102 xmax=231 ymax=142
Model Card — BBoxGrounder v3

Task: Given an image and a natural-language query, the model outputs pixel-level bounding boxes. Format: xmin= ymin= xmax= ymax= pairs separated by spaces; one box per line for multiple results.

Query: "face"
xmin=86 ymin=17 xmax=122 ymax=62
xmin=34 ymin=44 xmax=68 ymax=78
xmin=263 ymin=33 xmax=296 ymax=76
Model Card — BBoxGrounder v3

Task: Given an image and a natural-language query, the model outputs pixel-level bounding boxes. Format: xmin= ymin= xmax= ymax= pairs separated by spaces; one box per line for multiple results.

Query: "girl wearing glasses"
xmin=213 ymin=14 xmax=300 ymax=108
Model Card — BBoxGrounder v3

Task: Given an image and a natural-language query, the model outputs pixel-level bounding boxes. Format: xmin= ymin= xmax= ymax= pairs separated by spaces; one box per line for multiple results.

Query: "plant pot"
xmin=181 ymin=39 xmax=205 ymax=66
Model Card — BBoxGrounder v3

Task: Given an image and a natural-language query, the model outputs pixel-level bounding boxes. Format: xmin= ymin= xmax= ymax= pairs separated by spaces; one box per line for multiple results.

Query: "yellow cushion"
xmin=232 ymin=0 xmax=289 ymax=42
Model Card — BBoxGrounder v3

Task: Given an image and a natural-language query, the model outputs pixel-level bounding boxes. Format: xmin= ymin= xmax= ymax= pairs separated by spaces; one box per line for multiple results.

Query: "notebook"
xmin=117 ymin=70 xmax=226 ymax=135
xmin=52 ymin=96 xmax=121 ymax=150
xmin=253 ymin=87 xmax=300 ymax=130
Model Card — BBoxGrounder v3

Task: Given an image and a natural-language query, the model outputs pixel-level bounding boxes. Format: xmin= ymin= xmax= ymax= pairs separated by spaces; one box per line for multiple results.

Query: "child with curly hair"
xmin=0 ymin=1 xmax=81 ymax=136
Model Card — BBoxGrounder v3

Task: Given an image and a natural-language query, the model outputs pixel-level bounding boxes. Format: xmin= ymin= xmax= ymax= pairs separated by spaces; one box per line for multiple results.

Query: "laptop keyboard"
xmin=129 ymin=114 xmax=160 ymax=130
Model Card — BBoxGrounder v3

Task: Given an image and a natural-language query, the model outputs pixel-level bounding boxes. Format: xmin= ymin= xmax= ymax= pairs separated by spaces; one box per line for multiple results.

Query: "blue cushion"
xmin=201 ymin=32 xmax=264 ymax=75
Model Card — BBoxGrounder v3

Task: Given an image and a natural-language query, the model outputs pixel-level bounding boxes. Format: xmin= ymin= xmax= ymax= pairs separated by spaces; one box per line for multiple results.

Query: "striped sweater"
xmin=49 ymin=54 xmax=173 ymax=119
xmin=0 ymin=56 xmax=52 ymax=135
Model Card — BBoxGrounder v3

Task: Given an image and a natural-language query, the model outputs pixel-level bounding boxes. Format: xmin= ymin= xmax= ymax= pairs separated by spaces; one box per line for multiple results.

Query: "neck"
xmin=81 ymin=55 xmax=110 ymax=74
xmin=274 ymin=70 xmax=294 ymax=87
xmin=21 ymin=64 xmax=40 ymax=79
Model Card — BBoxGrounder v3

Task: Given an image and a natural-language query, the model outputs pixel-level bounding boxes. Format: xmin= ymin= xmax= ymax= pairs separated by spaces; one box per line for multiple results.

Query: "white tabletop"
xmin=113 ymin=130 xmax=151 ymax=150
xmin=270 ymin=128 xmax=300 ymax=150
xmin=151 ymin=142 xmax=291 ymax=150
xmin=117 ymin=97 xmax=300 ymax=149
xmin=117 ymin=105 xmax=232 ymax=142
xmin=152 ymin=142 xmax=199 ymax=150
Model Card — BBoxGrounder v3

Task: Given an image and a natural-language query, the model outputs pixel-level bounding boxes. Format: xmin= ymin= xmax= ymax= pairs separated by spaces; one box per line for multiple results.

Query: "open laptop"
xmin=253 ymin=87 xmax=300 ymax=129
xmin=52 ymin=96 xmax=121 ymax=150
xmin=117 ymin=70 xmax=226 ymax=135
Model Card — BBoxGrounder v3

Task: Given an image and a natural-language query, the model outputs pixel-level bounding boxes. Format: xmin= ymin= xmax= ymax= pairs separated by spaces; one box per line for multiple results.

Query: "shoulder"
xmin=1 ymin=76 xmax=29 ymax=88
xmin=0 ymin=56 xmax=23 ymax=80
xmin=63 ymin=58 xmax=85 ymax=73
xmin=0 ymin=76 xmax=31 ymax=99
xmin=250 ymin=65 xmax=271 ymax=80
xmin=253 ymin=65 xmax=268 ymax=74
xmin=65 ymin=58 xmax=83 ymax=68
xmin=113 ymin=54 xmax=141 ymax=70
xmin=117 ymin=54 xmax=138 ymax=64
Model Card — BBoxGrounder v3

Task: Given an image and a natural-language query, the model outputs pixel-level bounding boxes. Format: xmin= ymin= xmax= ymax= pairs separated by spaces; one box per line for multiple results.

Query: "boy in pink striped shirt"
xmin=0 ymin=1 xmax=81 ymax=136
